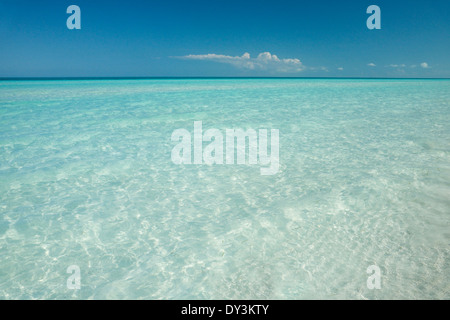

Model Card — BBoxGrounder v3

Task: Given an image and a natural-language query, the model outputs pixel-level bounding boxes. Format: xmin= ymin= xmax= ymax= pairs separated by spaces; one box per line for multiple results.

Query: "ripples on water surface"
xmin=0 ymin=79 xmax=449 ymax=299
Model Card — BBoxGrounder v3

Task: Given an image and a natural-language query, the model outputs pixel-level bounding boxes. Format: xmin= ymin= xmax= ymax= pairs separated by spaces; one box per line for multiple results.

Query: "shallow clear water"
xmin=0 ymin=79 xmax=449 ymax=299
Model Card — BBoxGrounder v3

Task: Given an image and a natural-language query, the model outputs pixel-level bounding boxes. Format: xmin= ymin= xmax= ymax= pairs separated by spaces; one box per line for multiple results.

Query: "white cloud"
xmin=388 ymin=64 xmax=406 ymax=68
xmin=420 ymin=62 xmax=429 ymax=69
xmin=367 ymin=63 xmax=376 ymax=67
xmin=337 ymin=67 xmax=344 ymax=71
xmin=179 ymin=52 xmax=305 ymax=73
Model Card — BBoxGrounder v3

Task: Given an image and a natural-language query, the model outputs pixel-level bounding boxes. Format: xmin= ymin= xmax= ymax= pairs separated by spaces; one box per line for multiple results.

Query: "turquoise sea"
xmin=0 ymin=79 xmax=449 ymax=299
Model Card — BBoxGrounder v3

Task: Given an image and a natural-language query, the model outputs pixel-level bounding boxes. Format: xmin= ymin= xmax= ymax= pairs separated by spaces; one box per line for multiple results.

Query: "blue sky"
xmin=0 ymin=0 xmax=449 ymax=77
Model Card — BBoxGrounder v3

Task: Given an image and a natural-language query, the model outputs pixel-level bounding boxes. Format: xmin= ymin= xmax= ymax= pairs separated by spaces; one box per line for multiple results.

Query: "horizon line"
xmin=1 ymin=76 xmax=449 ymax=81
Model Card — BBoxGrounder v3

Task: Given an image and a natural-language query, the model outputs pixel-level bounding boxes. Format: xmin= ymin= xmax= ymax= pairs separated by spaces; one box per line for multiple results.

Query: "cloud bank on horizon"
xmin=384 ymin=62 xmax=431 ymax=69
xmin=178 ymin=52 xmax=432 ymax=75
xmin=179 ymin=52 xmax=305 ymax=73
